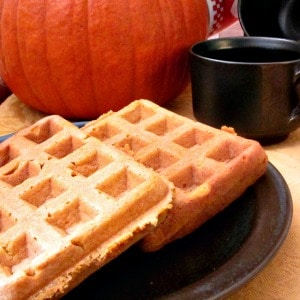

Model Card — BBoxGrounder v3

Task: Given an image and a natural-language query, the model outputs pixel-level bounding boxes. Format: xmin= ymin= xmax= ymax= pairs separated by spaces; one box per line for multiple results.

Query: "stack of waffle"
xmin=0 ymin=100 xmax=268 ymax=299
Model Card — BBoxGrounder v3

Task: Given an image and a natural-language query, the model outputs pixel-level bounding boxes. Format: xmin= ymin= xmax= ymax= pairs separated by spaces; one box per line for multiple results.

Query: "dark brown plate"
xmin=0 ymin=132 xmax=293 ymax=300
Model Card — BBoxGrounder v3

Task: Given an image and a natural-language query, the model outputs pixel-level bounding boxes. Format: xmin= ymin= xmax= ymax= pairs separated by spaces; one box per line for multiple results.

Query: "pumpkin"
xmin=0 ymin=0 xmax=209 ymax=119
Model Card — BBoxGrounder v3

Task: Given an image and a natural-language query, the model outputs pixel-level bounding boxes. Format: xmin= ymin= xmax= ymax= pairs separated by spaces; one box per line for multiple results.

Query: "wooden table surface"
xmin=0 ymin=85 xmax=299 ymax=299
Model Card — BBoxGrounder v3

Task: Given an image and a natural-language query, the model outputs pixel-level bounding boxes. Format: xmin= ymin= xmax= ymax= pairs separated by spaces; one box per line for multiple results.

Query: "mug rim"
xmin=190 ymin=36 xmax=300 ymax=65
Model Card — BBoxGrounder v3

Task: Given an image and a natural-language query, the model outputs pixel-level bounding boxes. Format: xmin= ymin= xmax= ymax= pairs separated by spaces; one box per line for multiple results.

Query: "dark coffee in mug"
xmin=202 ymin=47 xmax=300 ymax=63
xmin=190 ymin=37 xmax=300 ymax=144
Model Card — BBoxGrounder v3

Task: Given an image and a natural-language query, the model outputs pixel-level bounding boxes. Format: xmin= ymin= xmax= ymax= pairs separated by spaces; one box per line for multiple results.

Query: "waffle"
xmin=0 ymin=115 xmax=173 ymax=300
xmin=82 ymin=99 xmax=268 ymax=252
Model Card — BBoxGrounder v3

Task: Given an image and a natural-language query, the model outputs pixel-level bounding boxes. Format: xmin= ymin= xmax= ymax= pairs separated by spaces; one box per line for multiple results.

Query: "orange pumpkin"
xmin=0 ymin=1 xmax=209 ymax=119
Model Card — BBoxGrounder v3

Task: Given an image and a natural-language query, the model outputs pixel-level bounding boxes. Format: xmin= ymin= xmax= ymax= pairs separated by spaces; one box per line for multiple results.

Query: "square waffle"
xmin=82 ymin=99 xmax=268 ymax=252
xmin=0 ymin=115 xmax=173 ymax=299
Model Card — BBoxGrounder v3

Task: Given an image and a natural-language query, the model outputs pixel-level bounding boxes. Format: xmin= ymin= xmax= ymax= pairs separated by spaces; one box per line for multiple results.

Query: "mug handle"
xmin=279 ymin=0 xmax=300 ymax=40
xmin=289 ymin=69 xmax=300 ymax=125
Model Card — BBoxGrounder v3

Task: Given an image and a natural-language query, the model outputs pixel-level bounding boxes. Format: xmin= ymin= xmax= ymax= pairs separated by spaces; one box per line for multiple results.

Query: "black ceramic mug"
xmin=238 ymin=0 xmax=300 ymax=41
xmin=190 ymin=37 xmax=300 ymax=144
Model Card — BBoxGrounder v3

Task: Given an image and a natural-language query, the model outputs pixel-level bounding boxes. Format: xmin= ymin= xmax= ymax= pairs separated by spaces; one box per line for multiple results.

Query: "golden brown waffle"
xmin=82 ymin=99 xmax=268 ymax=252
xmin=0 ymin=115 xmax=173 ymax=300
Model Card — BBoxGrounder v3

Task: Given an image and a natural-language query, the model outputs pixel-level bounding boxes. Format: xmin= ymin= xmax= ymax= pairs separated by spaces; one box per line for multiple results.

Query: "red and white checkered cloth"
xmin=206 ymin=0 xmax=238 ymax=35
